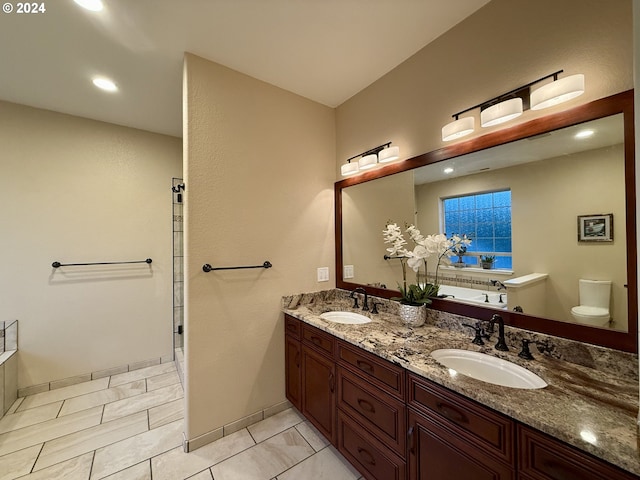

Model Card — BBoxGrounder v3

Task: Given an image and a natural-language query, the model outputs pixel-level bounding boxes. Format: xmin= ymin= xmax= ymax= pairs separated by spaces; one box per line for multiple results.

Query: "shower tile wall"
xmin=172 ymin=179 xmax=184 ymax=352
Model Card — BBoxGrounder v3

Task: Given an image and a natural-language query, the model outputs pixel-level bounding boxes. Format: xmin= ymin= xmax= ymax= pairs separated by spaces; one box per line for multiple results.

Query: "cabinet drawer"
xmin=302 ymin=324 xmax=335 ymax=357
xmin=337 ymin=410 xmax=406 ymax=480
xmin=337 ymin=340 xmax=405 ymax=399
xmin=337 ymin=367 xmax=406 ymax=457
xmin=518 ymin=425 xmax=638 ymax=480
xmin=408 ymin=373 xmax=514 ymax=464
xmin=284 ymin=315 xmax=301 ymax=339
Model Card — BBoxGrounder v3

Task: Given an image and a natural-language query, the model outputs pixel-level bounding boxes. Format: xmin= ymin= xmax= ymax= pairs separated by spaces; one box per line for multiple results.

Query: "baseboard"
xmin=183 ymin=399 xmax=293 ymax=452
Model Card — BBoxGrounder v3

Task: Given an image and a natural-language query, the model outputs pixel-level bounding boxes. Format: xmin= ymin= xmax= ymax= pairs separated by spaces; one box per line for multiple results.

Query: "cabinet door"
xmin=302 ymin=344 xmax=336 ymax=444
xmin=409 ymin=409 xmax=515 ymax=480
xmin=285 ymin=335 xmax=302 ymax=411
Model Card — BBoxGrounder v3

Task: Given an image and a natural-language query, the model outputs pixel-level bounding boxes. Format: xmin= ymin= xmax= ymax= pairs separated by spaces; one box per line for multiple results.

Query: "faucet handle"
xmin=518 ymin=339 xmax=537 ymax=360
xmin=462 ymin=323 xmax=485 ymax=346
xmin=371 ymin=302 xmax=383 ymax=314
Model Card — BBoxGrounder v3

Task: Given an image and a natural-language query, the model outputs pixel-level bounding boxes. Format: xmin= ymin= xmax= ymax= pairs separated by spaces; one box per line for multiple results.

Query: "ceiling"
xmin=0 ymin=0 xmax=490 ymax=138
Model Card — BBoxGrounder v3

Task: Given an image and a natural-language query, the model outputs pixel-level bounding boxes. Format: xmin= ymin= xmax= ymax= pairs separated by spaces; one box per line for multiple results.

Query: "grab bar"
xmin=202 ymin=261 xmax=272 ymax=272
xmin=52 ymin=258 xmax=152 ymax=268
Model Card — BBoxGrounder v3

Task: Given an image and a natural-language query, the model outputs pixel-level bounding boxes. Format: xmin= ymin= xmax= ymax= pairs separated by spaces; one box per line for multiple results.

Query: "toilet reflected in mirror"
xmin=570 ymin=279 xmax=611 ymax=327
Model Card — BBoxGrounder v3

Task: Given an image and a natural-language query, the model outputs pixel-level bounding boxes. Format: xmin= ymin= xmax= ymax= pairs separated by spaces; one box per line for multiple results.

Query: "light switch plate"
xmin=344 ymin=265 xmax=354 ymax=279
xmin=317 ymin=267 xmax=329 ymax=282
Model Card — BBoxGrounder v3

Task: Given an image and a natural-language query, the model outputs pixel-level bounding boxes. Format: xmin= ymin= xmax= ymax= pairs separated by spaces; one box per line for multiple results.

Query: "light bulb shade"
xmin=442 ymin=117 xmax=475 ymax=141
xmin=341 ymin=161 xmax=359 ymax=176
xmin=481 ymin=98 xmax=523 ymax=127
xmin=530 ymin=74 xmax=585 ymax=110
xmin=358 ymin=154 xmax=378 ymax=170
xmin=378 ymin=145 xmax=400 ymax=163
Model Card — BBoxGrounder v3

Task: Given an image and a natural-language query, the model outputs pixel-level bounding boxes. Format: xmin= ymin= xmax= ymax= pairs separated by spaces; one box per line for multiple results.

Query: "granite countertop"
xmin=282 ymin=290 xmax=640 ymax=476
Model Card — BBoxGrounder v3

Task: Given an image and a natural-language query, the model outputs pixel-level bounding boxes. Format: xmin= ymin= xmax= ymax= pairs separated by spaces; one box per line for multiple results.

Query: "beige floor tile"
xmin=18 ymin=451 xmax=94 ymax=480
xmin=102 ymin=384 xmax=183 ymax=423
xmin=146 ymin=372 xmax=180 ymax=392
xmin=151 ymin=429 xmax=254 ymax=480
xmin=109 ymin=363 xmax=176 ymax=388
xmin=247 ymin=408 xmax=305 ymax=443
xmin=59 ymin=380 xmax=146 ymax=417
xmin=5 ymin=398 xmax=24 ymax=416
xmin=148 ymin=398 xmax=183 ymax=429
xmin=0 ymin=402 xmax=62 ymax=435
xmin=277 ymin=446 xmax=360 ymax=480
xmin=210 ymin=428 xmax=314 ymax=480
xmin=18 ymin=378 xmax=110 ymax=412
xmin=34 ymin=411 xmax=149 ymax=471
xmin=99 ymin=460 xmax=151 ymax=480
xmin=90 ymin=419 xmax=183 ymax=479
xmin=294 ymin=421 xmax=329 ymax=452
xmin=0 ymin=444 xmax=41 ymax=480
xmin=0 ymin=406 xmax=103 ymax=457
xmin=186 ymin=470 xmax=213 ymax=480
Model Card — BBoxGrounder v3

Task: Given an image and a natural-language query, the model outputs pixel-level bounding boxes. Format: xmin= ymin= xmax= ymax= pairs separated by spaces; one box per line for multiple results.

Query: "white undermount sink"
xmin=320 ymin=311 xmax=372 ymax=325
xmin=431 ymin=349 xmax=547 ymax=390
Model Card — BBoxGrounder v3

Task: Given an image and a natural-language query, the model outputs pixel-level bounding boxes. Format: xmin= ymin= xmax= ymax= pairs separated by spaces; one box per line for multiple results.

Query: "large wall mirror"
xmin=335 ymin=90 xmax=636 ymax=352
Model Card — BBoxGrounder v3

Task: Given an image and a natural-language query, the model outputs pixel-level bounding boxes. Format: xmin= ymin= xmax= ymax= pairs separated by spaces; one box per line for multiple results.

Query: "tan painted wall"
xmin=183 ymin=54 xmax=335 ymax=441
xmin=415 ymin=145 xmax=627 ymax=330
xmin=342 ymin=171 xmax=415 ymax=289
xmin=336 ymin=0 xmax=633 ymax=174
xmin=0 ymin=101 xmax=182 ymax=388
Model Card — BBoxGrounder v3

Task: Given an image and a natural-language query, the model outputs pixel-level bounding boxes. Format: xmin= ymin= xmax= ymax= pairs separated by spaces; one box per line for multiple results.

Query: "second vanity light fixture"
xmin=341 ymin=142 xmax=400 ymax=177
xmin=442 ymin=70 xmax=585 ymax=142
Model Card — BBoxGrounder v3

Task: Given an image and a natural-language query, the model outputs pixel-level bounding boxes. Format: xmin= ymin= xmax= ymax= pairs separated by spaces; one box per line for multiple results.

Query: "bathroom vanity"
xmin=283 ymin=290 xmax=640 ymax=480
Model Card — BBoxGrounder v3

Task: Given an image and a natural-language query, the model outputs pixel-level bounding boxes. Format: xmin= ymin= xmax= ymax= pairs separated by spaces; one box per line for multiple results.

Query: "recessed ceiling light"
xmin=575 ymin=129 xmax=594 ymax=139
xmin=74 ymin=0 xmax=103 ymax=12
xmin=92 ymin=77 xmax=118 ymax=92
xmin=444 ymin=167 xmax=454 ymax=174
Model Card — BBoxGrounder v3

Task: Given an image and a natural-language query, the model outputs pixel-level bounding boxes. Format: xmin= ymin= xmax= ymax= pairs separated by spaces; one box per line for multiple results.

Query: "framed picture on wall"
xmin=577 ymin=213 xmax=613 ymax=242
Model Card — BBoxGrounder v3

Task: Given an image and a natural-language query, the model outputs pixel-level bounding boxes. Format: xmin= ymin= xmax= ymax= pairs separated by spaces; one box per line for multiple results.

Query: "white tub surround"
xmin=503 ymin=273 xmax=549 ymax=316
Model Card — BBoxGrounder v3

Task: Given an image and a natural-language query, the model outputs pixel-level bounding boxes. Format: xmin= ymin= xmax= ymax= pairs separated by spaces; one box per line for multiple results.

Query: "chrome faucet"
xmin=490 ymin=279 xmax=506 ymax=291
xmin=350 ymin=287 xmax=369 ymax=311
xmin=487 ymin=314 xmax=509 ymax=351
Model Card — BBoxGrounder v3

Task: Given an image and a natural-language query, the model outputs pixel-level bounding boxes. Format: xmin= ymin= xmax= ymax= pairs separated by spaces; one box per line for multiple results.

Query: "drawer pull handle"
xmin=408 ymin=426 xmax=416 ymax=454
xmin=356 ymin=360 xmax=374 ymax=373
xmin=357 ymin=447 xmax=376 ymax=466
xmin=541 ymin=459 xmax=585 ymax=480
xmin=329 ymin=373 xmax=335 ymax=392
xmin=436 ymin=402 xmax=469 ymax=424
xmin=357 ymin=398 xmax=376 ymax=413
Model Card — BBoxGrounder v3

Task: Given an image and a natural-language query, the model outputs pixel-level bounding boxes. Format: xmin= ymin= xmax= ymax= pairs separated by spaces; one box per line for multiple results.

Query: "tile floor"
xmin=0 ymin=362 xmax=363 ymax=480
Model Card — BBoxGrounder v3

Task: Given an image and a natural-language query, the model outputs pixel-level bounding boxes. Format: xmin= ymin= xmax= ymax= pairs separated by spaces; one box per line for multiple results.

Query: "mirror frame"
xmin=335 ymin=90 xmax=637 ymax=352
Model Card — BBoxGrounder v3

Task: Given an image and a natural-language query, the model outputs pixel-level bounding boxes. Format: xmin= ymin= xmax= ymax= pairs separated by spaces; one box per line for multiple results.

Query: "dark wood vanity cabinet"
xmin=408 ymin=373 xmax=515 ymax=480
xmin=518 ymin=425 xmax=639 ymax=480
xmin=284 ymin=316 xmax=336 ymax=444
xmin=283 ymin=315 xmax=639 ymax=480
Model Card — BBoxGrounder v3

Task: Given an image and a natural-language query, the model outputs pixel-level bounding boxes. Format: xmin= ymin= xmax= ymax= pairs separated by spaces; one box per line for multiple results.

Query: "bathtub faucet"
xmin=490 ymin=279 xmax=506 ymax=291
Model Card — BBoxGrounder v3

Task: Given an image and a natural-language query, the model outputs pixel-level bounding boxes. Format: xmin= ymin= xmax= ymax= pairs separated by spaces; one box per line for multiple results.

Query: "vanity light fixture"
xmin=442 ymin=70 xmax=584 ymax=142
xmin=442 ymin=116 xmax=475 ymax=142
xmin=340 ymin=142 xmax=400 ymax=177
xmin=481 ymin=97 xmax=523 ymax=127
xmin=530 ymin=73 xmax=584 ymax=111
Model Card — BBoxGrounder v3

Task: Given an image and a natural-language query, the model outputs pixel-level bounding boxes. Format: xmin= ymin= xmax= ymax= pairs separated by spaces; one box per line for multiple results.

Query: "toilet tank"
xmin=579 ymin=279 xmax=611 ymax=308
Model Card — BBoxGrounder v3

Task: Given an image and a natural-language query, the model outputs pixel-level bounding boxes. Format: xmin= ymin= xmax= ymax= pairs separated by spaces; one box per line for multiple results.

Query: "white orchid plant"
xmin=383 ymin=222 xmax=472 ymax=305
